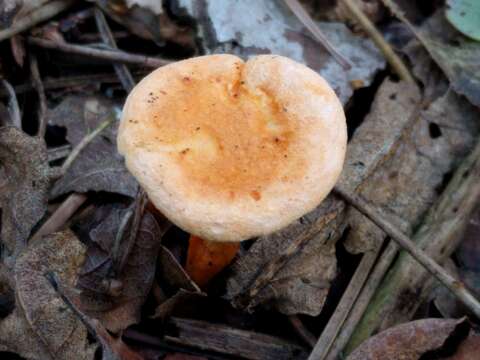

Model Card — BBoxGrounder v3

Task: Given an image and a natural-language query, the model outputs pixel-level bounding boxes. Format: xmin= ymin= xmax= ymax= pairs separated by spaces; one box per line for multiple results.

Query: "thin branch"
xmin=340 ymin=0 xmax=415 ymax=83
xmin=323 ymin=241 xmax=399 ymax=360
xmin=284 ymin=0 xmax=352 ymax=70
xmin=30 ymin=193 xmax=88 ymax=242
xmin=308 ymin=246 xmax=381 ymax=360
xmin=28 ymin=37 xmax=171 ymax=68
xmin=0 ymin=0 xmax=74 ymax=42
xmin=342 ymin=135 xmax=480 ymax=354
xmin=29 ymin=54 xmax=48 ymax=137
xmin=0 ymin=71 xmax=148 ymax=97
xmin=60 ymin=111 xmax=117 ymax=176
xmin=47 ymin=144 xmax=71 ymax=162
xmin=289 ymin=315 xmax=317 ymax=348
xmin=1 ymin=79 xmax=21 ymax=128
xmin=94 ymin=7 xmax=135 ymax=92
xmin=45 ymin=272 xmax=98 ymax=335
xmin=333 ymin=183 xmax=480 ymax=319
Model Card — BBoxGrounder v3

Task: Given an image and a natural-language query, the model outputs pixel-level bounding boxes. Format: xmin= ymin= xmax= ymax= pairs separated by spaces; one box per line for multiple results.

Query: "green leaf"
xmin=446 ymin=0 xmax=480 ymax=41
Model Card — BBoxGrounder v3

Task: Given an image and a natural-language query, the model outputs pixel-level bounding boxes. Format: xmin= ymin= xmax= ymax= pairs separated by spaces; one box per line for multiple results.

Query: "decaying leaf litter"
xmin=0 ymin=0 xmax=479 ymax=359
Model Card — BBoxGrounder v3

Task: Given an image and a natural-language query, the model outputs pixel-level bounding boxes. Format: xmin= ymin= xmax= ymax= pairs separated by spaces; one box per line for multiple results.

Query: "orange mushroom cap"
xmin=118 ymin=54 xmax=347 ymax=242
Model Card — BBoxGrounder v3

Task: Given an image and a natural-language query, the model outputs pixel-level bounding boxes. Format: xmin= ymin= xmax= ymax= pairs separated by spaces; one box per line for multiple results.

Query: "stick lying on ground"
xmin=333 ymin=170 xmax=480 ymax=320
xmin=28 ymin=37 xmax=171 ymax=68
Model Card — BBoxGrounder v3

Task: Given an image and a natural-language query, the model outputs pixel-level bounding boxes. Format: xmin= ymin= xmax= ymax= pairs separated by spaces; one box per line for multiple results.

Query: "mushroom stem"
xmin=186 ymin=236 xmax=240 ymax=287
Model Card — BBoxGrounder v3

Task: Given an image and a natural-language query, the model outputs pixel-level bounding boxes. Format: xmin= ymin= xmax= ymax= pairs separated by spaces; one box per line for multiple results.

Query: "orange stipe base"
xmin=186 ymin=235 xmax=240 ymax=287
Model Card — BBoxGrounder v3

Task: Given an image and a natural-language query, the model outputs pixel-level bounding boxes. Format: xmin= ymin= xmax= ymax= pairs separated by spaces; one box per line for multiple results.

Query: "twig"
xmin=288 ymin=315 xmax=317 ymax=348
xmin=94 ymin=8 xmax=135 ymax=92
xmin=60 ymin=111 xmax=117 ymax=175
xmin=323 ymin=241 xmax=398 ymax=360
xmin=28 ymin=37 xmax=171 ymax=68
xmin=340 ymin=0 xmax=415 ymax=82
xmin=308 ymin=246 xmax=381 ymax=360
xmin=1 ymin=80 xmax=21 ymax=128
xmin=47 ymin=144 xmax=71 ymax=162
xmin=30 ymin=193 xmax=88 ymax=242
xmin=78 ymin=30 xmax=131 ymax=43
xmin=343 ymin=135 xmax=480 ymax=354
xmin=29 ymin=54 xmax=48 ymax=137
xmin=0 ymin=0 xmax=74 ymax=42
xmin=46 ymin=272 xmax=145 ymax=360
xmin=333 ymin=184 xmax=480 ymax=319
xmin=0 ymin=71 xmax=148 ymax=97
xmin=45 ymin=272 xmax=98 ymax=335
xmin=284 ymin=0 xmax=352 ymax=70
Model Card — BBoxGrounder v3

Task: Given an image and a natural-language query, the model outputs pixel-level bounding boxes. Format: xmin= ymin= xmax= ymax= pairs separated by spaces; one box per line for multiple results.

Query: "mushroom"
xmin=118 ymin=54 xmax=346 ymax=286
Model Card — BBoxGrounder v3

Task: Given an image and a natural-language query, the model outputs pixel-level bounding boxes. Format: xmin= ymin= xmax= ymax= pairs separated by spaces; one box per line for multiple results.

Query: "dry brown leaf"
xmin=94 ymin=0 xmax=195 ymax=49
xmin=442 ymin=333 xmax=480 ymax=360
xmin=417 ymin=11 xmax=480 ymax=108
xmin=157 ymin=245 xmax=200 ymax=293
xmin=48 ymin=95 xmax=137 ymax=198
xmin=347 ymin=318 xmax=469 ymax=360
xmin=390 ymin=5 xmax=480 ymax=108
xmin=345 ymin=86 xmax=480 ymax=254
xmin=0 ymin=230 xmax=96 ymax=360
xmin=92 ymin=318 xmax=144 ymax=360
xmin=152 ymin=245 xmax=203 ymax=320
xmin=0 ymin=126 xmax=49 ymax=256
xmin=226 ymin=195 xmax=344 ymax=315
xmin=78 ymin=206 xmax=167 ymax=332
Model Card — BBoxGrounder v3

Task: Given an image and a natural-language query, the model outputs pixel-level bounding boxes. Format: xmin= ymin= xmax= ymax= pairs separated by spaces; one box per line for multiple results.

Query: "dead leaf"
xmin=158 ymin=245 xmax=200 ymax=293
xmin=172 ymin=0 xmax=385 ymax=104
xmin=48 ymin=95 xmax=137 ymax=198
xmin=152 ymin=245 xmax=203 ymax=320
xmin=396 ymin=7 xmax=480 ymax=108
xmin=226 ymin=195 xmax=344 ymax=315
xmin=347 ymin=318 xmax=469 ymax=360
xmin=0 ymin=126 xmax=49 ymax=256
xmin=78 ymin=206 xmax=167 ymax=332
xmin=345 ymin=86 xmax=480 ymax=254
xmin=0 ymin=230 xmax=96 ymax=360
xmin=442 ymin=333 xmax=480 ymax=360
xmin=417 ymin=11 xmax=480 ymax=108
xmin=92 ymin=318 xmax=144 ymax=360
xmin=95 ymin=1 xmax=196 ymax=49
